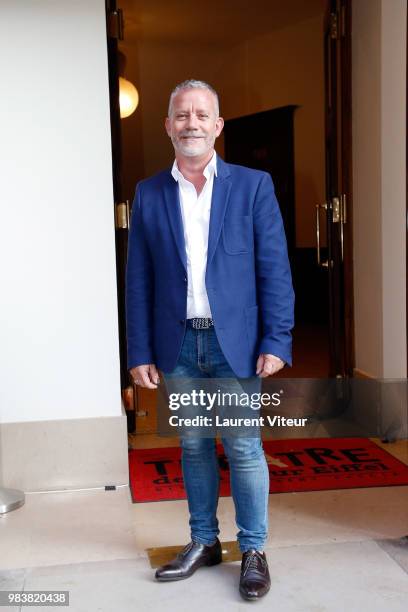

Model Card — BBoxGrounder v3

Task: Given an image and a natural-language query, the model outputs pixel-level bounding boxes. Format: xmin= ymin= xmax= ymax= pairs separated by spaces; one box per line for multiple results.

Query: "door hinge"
xmin=330 ymin=12 xmax=338 ymax=39
xmin=332 ymin=197 xmax=340 ymax=223
xmin=331 ymin=195 xmax=347 ymax=223
xmin=107 ymin=9 xmax=124 ymax=40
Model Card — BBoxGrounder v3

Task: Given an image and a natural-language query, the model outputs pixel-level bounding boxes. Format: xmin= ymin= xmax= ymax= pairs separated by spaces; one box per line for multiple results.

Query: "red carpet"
xmin=128 ymin=437 xmax=408 ymax=503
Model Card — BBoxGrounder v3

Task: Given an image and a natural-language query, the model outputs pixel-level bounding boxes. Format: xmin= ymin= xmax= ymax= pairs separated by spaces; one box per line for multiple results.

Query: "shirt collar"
xmin=171 ymin=151 xmax=218 ymax=182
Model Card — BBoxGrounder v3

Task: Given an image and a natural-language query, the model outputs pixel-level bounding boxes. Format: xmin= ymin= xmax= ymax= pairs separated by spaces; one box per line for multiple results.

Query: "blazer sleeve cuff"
xmin=127 ymin=348 xmax=155 ymax=371
xmin=258 ymin=339 xmax=292 ymax=368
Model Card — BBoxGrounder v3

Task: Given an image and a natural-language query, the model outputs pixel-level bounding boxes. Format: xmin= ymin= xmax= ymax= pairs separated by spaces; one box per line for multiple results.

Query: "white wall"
xmin=352 ymin=0 xmax=407 ymax=378
xmin=0 ymin=0 xmax=121 ymax=423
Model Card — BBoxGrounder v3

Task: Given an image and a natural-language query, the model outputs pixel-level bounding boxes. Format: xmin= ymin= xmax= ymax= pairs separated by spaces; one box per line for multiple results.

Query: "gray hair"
xmin=168 ymin=79 xmax=220 ymax=117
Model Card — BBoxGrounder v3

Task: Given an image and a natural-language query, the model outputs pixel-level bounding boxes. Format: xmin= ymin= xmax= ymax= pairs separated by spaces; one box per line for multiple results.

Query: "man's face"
xmin=165 ymin=88 xmax=224 ymax=159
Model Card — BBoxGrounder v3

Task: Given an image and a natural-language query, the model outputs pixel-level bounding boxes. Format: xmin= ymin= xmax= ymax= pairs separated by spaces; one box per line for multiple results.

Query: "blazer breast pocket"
xmin=222 ymin=215 xmax=253 ymax=255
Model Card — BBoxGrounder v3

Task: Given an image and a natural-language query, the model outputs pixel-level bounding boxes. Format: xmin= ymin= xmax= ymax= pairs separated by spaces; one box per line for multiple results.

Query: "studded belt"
xmin=187 ymin=318 xmax=214 ymax=329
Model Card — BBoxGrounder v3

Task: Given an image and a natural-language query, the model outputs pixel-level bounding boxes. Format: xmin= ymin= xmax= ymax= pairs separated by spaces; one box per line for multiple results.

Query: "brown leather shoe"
xmin=155 ymin=539 xmax=222 ymax=581
xmin=239 ymin=550 xmax=271 ymax=600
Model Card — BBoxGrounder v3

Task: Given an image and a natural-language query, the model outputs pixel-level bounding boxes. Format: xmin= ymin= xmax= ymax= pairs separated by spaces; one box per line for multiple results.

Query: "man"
xmin=126 ymin=79 xmax=294 ymax=601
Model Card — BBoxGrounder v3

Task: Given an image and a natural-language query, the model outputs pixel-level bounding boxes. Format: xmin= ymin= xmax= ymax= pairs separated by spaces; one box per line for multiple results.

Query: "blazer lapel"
xmin=162 ymin=172 xmax=187 ymax=272
xmin=207 ymin=158 xmax=232 ymax=267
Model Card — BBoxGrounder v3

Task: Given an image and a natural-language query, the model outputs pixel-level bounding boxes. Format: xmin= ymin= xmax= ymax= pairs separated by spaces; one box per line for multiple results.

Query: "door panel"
xmin=322 ymin=0 xmax=354 ymax=376
xmin=106 ymin=1 xmax=133 ymax=422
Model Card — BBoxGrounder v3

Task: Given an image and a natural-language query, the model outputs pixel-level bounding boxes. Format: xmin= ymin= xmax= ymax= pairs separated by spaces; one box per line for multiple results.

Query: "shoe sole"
xmin=155 ymin=555 xmax=222 ymax=582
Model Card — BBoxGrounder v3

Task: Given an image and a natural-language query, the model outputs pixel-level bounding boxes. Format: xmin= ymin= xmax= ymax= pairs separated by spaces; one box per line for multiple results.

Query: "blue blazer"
xmin=125 ymin=156 xmax=295 ymax=378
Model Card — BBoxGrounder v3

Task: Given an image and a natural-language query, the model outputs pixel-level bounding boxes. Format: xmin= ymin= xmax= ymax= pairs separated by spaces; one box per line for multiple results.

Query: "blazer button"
xmin=179 ymin=319 xmax=185 ymax=325
xmin=183 ymin=277 xmax=187 ymax=283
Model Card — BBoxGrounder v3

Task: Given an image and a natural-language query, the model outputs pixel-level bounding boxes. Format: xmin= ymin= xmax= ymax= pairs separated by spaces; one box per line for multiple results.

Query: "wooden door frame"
xmin=105 ymin=0 xmax=131 ymax=393
xmin=324 ymin=0 xmax=355 ymax=377
xmin=340 ymin=0 xmax=355 ymax=376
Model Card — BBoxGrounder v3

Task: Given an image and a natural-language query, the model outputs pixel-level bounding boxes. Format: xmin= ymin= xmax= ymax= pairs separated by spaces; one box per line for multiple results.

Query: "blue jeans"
xmin=162 ymin=324 xmax=269 ymax=552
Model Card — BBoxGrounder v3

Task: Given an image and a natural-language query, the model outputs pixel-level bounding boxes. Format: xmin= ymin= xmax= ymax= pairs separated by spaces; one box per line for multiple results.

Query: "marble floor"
xmin=1 ymin=440 xmax=408 ymax=611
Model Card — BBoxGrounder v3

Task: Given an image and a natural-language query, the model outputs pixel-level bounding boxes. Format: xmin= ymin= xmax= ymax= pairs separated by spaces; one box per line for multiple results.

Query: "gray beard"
xmin=172 ymin=136 xmax=215 ymax=158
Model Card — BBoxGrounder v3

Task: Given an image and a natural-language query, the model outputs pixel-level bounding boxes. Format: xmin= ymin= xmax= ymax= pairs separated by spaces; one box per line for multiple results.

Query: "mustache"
xmin=178 ymin=131 xmax=205 ymax=138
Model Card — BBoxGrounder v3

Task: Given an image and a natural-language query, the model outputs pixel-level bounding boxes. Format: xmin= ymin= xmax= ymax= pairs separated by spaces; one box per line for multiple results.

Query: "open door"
xmin=106 ymin=1 xmax=155 ymax=433
xmin=106 ymin=1 xmax=136 ymax=427
xmin=320 ymin=0 xmax=354 ymax=377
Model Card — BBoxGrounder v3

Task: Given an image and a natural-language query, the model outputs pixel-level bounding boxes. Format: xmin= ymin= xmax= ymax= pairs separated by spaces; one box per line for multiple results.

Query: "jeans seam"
xmin=196 ymin=330 xmax=203 ymax=370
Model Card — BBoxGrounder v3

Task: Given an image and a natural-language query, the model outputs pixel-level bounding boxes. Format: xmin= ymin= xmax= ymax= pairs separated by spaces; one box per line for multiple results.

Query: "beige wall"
xmin=212 ymin=14 xmax=326 ymax=248
xmin=120 ymin=13 xmax=325 ymax=247
xmin=381 ymin=0 xmax=407 ymax=378
xmin=352 ymin=0 xmax=383 ymax=377
xmin=352 ymin=0 xmax=407 ymax=378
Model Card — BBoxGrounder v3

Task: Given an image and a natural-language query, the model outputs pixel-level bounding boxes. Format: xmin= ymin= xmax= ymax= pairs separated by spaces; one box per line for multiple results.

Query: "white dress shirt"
xmin=171 ymin=152 xmax=217 ymax=319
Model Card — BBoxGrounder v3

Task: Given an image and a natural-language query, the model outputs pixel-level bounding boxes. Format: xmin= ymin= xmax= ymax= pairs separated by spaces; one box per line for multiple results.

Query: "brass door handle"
xmin=115 ymin=200 xmax=130 ymax=229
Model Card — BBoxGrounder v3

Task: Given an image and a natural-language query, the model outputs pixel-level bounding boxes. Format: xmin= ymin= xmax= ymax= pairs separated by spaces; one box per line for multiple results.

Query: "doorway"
xmin=106 ymin=0 xmax=354 ymax=437
xmin=223 ymin=105 xmax=330 ymax=378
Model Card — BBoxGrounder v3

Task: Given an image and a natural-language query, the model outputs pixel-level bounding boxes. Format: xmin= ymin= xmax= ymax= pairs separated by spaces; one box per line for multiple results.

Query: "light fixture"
xmin=119 ymin=76 xmax=139 ymax=119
